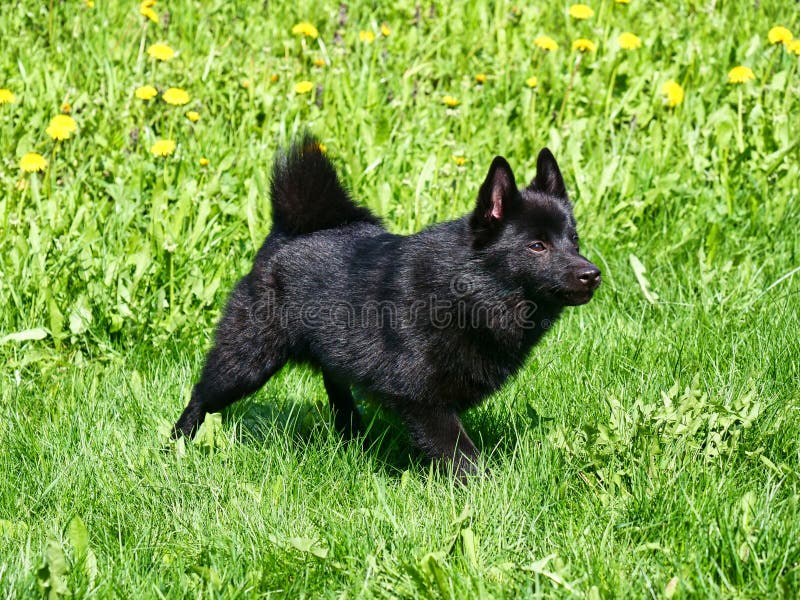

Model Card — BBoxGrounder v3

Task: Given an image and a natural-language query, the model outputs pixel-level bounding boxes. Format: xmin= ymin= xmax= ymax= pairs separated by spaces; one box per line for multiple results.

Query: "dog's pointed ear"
xmin=474 ymin=156 xmax=517 ymax=222
xmin=470 ymin=156 xmax=518 ymax=246
xmin=529 ymin=147 xmax=567 ymax=199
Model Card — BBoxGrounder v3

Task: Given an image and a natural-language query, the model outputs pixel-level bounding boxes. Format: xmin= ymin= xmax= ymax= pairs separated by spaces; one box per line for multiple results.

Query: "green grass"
xmin=1 ymin=0 xmax=799 ymax=597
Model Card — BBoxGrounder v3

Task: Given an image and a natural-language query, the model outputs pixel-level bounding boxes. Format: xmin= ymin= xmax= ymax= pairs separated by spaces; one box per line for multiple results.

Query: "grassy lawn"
xmin=1 ymin=0 xmax=799 ymax=597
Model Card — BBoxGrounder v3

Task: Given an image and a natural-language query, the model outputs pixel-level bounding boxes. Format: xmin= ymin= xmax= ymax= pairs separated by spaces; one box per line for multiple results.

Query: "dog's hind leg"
xmin=172 ymin=277 xmax=287 ymax=439
xmin=322 ymin=370 xmax=362 ymax=438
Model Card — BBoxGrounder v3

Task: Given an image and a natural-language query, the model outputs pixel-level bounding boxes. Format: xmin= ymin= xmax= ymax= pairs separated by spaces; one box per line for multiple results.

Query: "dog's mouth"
xmin=562 ymin=290 xmax=595 ymax=306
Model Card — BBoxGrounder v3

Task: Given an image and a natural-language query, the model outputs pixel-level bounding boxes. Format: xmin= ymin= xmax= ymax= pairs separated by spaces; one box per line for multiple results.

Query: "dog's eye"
xmin=528 ymin=241 xmax=546 ymax=252
xmin=571 ymin=235 xmax=579 ymax=248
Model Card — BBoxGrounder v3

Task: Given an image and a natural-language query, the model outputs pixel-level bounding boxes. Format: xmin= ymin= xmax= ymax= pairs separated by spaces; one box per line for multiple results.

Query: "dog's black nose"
xmin=577 ymin=267 xmax=601 ymax=289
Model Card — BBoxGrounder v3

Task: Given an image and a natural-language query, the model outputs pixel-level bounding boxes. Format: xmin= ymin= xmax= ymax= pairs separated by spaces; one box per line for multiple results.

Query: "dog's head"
xmin=469 ymin=149 xmax=600 ymax=306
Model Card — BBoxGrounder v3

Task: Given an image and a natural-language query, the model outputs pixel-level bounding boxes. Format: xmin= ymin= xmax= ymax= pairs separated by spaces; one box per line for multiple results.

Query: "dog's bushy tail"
xmin=269 ymin=134 xmax=380 ymax=236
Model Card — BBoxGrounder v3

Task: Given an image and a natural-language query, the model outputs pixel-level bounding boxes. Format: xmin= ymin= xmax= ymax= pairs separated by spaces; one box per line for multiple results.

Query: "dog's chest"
xmin=425 ymin=310 xmax=557 ymax=410
xmin=424 ymin=336 xmax=524 ymax=410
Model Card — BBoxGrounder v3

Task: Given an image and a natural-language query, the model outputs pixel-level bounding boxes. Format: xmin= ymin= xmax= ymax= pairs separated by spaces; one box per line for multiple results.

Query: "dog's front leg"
xmin=400 ymin=407 xmax=481 ymax=482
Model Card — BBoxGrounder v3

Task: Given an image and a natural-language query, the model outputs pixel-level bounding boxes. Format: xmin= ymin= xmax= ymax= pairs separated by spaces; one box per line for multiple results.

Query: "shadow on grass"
xmin=466 ymin=400 xmax=554 ymax=455
xmin=221 ymin=394 xmax=414 ymax=478
xmin=221 ymin=389 xmax=553 ymax=479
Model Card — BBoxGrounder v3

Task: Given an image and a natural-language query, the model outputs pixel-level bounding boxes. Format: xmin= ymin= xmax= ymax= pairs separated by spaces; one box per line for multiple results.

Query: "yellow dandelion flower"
xmin=270 ymin=74 xmax=279 ymax=82
xmin=526 ymin=76 xmax=538 ymax=88
xmin=380 ymin=23 xmax=391 ymax=37
xmin=572 ymin=38 xmax=597 ymax=53
xmin=359 ymin=30 xmax=375 ymax=43
xmin=661 ymin=80 xmax=684 ymax=108
xmin=147 ymin=42 xmax=175 ymax=61
xmin=46 ymin=114 xmax=78 ymax=141
xmin=150 ymin=139 xmax=176 ymax=157
xmin=442 ymin=95 xmax=459 ymax=107
xmin=61 ymin=102 xmax=71 ymax=114
xmin=534 ymin=36 xmax=558 ymax=51
xmin=140 ymin=4 xmax=158 ymax=23
xmin=199 ymin=158 xmax=209 ymax=167
xmin=20 ymin=152 xmax=48 ymax=173
xmin=728 ymin=66 xmax=755 ymax=84
xmin=241 ymin=79 xmax=251 ymax=88
xmin=569 ymin=4 xmax=594 ymax=19
xmin=453 ymin=156 xmax=467 ymax=166
xmin=617 ymin=32 xmax=641 ymax=50
xmin=313 ymin=58 xmax=326 ymax=67
xmin=135 ymin=85 xmax=158 ymax=100
xmin=295 ymin=81 xmax=314 ymax=94
xmin=292 ymin=22 xmax=319 ymax=39
xmin=787 ymin=39 xmax=800 ymax=55
xmin=475 ymin=73 xmax=487 ymax=84
xmin=318 ymin=143 xmax=327 ymax=154
xmin=768 ymin=26 xmax=792 ymax=45
xmin=186 ymin=110 xmax=200 ymax=122
xmin=163 ymin=87 xmax=190 ymax=105
xmin=83 ymin=0 xmax=94 ymax=7
xmin=0 ymin=89 xmax=16 ymax=104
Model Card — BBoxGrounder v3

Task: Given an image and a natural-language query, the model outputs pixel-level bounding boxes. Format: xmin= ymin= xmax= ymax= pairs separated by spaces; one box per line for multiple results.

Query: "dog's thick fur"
xmin=173 ymin=136 xmax=600 ymax=480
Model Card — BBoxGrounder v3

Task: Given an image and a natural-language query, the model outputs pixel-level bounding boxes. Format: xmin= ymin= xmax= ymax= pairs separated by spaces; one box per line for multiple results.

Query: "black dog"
xmin=173 ymin=136 xmax=600 ymax=480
